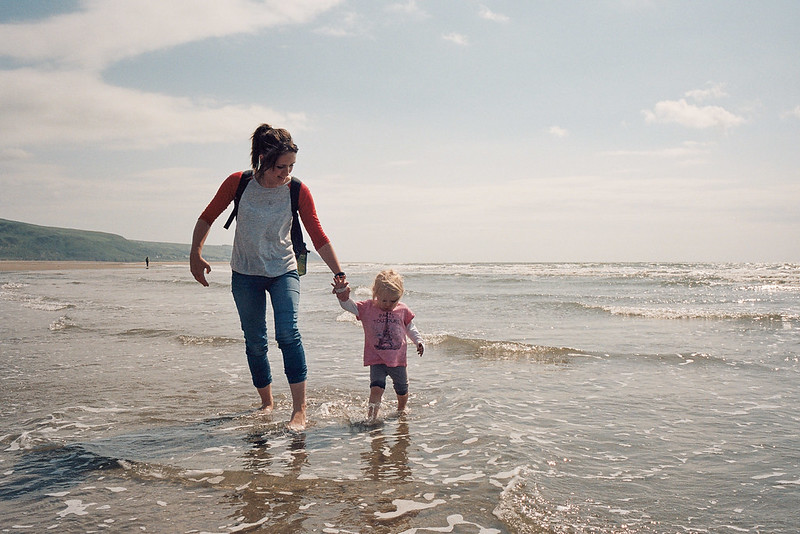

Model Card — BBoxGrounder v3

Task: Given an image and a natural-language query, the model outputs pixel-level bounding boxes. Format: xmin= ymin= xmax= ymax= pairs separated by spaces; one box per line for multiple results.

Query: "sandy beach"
xmin=0 ymin=261 xmax=226 ymax=272
xmin=0 ymin=261 xmax=148 ymax=272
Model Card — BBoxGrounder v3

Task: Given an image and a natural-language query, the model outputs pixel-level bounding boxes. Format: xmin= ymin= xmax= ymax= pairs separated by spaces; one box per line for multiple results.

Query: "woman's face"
xmin=261 ymin=152 xmax=296 ymax=185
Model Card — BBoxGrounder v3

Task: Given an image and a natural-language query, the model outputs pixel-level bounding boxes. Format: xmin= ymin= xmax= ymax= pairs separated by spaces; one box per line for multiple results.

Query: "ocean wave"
xmin=370 ymin=262 xmax=800 ymax=289
xmin=24 ymin=298 xmax=75 ymax=311
xmin=136 ymin=276 xmax=202 ymax=287
xmin=1 ymin=282 xmax=29 ymax=290
xmin=0 ymin=443 xmax=123 ymax=500
xmin=116 ymin=328 xmax=240 ymax=346
xmin=0 ymin=282 xmax=76 ymax=311
xmin=741 ymin=283 xmax=800 ymax=294
xmin=494 ymin=466 xmax=647 ymax=534
xmin=427 ymin=334 xmax=579 ymax=363
xmin=2 ymin=292 xmax=75 ymax=311
xmin=49 ymin=315 xmax=78 ymax=331
xmin=177 ymin=334 xmax=240 ymax=346
xmin=636 ymin=351 xmax=737 ymax=368
xmin=598 ymin=305 xmax=798 ymax=322
xmin=117 ymin=327 xmax=179 ymax=339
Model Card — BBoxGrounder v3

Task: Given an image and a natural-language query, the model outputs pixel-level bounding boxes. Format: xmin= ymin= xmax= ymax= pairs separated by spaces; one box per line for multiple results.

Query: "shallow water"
xmin=1 ymin=262 xmax=799 ymax=532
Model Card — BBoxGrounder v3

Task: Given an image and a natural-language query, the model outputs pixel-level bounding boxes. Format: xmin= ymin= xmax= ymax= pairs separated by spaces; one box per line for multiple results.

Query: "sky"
xmin=1 ymin=0 xmax=798 ymax=263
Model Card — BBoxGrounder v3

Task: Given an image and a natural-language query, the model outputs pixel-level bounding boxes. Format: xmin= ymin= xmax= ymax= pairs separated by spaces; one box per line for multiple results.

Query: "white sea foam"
xmin=398 ymin=514 xmax=502 ymax=534
xmin=443 ymin=472 xmax=485 ymax=484
xmin=751 ymin=472 xmax=786 ymax=480
xmin=58 ymin=499 xmax=95 ymax=517
xmin=374 ymin=497 xmax=446 ymax=520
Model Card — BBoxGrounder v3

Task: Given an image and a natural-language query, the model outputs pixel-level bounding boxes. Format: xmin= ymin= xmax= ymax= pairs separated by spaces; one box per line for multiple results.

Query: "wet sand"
xmin=0 ymin=261 xmax=147 ymax=272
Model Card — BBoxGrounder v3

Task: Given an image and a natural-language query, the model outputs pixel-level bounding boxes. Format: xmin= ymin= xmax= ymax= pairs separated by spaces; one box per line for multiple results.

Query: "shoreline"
xmin=0 ymin=261 xmax=160 ymax=272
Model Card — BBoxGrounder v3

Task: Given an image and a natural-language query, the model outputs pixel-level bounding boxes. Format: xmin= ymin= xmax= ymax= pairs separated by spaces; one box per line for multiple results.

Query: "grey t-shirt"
xmin=230 ymin=179 xmax=297 ymax=277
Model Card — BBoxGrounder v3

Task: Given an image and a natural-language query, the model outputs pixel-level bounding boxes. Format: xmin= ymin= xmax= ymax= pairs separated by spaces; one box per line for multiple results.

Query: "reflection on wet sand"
xmin=362 ymin=419 xmax=411 ymax=481
xmin=224 ymin=416 xmax=427 ymax=532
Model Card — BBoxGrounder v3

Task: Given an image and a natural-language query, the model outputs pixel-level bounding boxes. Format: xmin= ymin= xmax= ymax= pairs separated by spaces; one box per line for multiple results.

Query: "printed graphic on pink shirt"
xmin=374 ymin=311 xmax=403 ymax=351
xmin=356 ymin=300 xmax=414 ymax=368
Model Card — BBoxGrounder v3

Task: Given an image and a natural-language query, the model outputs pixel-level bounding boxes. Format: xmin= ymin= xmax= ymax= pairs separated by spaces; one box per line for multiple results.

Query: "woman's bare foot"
xmin=287 ymin=409 xmax=306 ymax=431
xmin=257 ymin=385 xmax=273 ymax=413
xmin=287 ymin=381 xmax=307 ymax=431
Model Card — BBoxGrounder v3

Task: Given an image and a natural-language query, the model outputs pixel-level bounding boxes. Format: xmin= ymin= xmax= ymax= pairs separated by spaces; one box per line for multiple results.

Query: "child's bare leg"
xmin=257 ymin=384 xmax=273 ymax=412
xmin=397 ymin=393 xmax=409 ymax=413
xmin=368 ymin=386 xmax=384 ymax=421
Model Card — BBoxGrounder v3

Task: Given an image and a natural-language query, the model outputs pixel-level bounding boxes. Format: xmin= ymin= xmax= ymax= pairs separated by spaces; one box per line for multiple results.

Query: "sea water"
xmin=1 ymin=262 xmax=799 ymax=533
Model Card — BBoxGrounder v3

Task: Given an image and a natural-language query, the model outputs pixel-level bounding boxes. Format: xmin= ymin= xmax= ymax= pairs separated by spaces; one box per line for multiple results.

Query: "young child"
xmin=333 ymin=269 xmax=424 ymax=422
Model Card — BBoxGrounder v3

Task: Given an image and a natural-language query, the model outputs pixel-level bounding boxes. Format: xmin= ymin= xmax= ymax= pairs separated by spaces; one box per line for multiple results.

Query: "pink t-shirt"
xmin=355 ymin=300 xmax=416 ymax=367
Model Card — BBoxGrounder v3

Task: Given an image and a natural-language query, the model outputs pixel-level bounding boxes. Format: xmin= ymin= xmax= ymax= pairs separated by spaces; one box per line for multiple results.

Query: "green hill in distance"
xmin=0 ymin=218 xmax=232 ymax=262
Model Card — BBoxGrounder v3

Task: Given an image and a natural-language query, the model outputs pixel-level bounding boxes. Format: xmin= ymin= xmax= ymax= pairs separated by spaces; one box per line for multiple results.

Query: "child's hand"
xmin=331 ymin=277 xmax=350 ymax=301
xmin=417 ymin=343 xmax=424 ymax=356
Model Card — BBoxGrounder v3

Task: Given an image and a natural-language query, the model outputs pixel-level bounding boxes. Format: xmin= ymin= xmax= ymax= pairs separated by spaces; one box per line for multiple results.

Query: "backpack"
xmin=222 ymin=170 xmax=309 ymax=275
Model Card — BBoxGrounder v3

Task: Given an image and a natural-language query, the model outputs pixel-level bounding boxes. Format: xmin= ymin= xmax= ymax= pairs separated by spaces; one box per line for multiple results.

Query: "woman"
xmin=190 ymin=124 xmax=345 ymax=431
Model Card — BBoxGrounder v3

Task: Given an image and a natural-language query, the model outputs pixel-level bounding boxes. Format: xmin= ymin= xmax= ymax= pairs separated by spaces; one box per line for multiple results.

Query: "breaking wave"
xmin=596 ymin=305 xmax=798 ymax=322
xmin=427 ymin=334 xmax=580 ymax=363
xmin=116 ymin=328 xmax=240 ymax=346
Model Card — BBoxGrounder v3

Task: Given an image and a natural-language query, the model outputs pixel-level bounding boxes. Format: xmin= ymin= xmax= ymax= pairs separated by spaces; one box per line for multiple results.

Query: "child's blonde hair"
xmin=372 ymin=269 xmax=404 ymax=299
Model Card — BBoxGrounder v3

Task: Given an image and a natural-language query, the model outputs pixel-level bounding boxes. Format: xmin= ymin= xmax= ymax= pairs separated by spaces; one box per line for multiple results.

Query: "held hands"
xmin=417 ymin=343 xmax=425 ymax=357
xmin=331 ymin=274 xmax=350 ymax=301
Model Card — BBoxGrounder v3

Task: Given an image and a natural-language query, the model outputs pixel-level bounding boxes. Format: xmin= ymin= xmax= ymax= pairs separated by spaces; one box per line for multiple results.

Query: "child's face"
xmin=374 ymin=290 xmax=401 ymax=312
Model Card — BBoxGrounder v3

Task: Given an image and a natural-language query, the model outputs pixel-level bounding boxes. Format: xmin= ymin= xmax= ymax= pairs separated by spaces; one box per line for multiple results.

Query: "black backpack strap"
xmin=223 ymin=170 xmax=254 ymax=229
xmin=224 ymin=172 xmax=308 ymax=259
xmin=290 ymin=177 xmax=308 ymax=255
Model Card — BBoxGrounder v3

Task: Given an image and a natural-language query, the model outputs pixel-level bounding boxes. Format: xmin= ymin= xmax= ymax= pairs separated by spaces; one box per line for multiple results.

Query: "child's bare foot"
xmin=367 ymin=402 xmax=381 ymax=423
xmin=258 ymin=403 xmax=274 ymax=414
xmin=396 ymin=393 xmax=409 ymax=414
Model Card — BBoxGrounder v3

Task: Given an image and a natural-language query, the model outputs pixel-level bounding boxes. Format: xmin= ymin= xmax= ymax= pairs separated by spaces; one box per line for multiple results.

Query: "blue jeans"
xmin=231 ymin=270 xmax=307 ymax=388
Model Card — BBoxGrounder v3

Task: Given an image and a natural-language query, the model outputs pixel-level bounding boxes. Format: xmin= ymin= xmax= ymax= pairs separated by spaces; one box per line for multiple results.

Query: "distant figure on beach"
xmin=333 ymin=270 xmax=424 ymax=422
xmin=145 ymin=256 xmax=149 ymax=269
xmin=190 ymin=123 xmax=346 ymax=431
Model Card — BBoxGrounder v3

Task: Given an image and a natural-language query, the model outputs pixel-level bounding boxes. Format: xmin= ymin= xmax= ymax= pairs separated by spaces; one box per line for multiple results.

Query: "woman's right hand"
xmin=190 ymin=252 xmax=211 ymax=287
xmin=189 ymin=219 xmax=213 ymax=287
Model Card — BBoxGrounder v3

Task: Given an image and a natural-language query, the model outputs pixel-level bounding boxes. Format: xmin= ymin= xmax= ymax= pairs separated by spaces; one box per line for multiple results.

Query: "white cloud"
xmin=0 ymin=0 xmax=343 ymax=70
xmin=387 ymin=1 xmax=427 ymax=17
xmin=479 ymin=6 xmax=510 ymax=23
xmin=685 ymin=83 xmax=728 ymax=102
xmin=0 ymin=148 xmax=32 ymax=161
xmin=315 ymin=11 xmax=363 ymax=37
xmin=782 ymin=105 xmax=800 ymax=120
xmin=602 ymin=142 xmax=712 ymax=158
xmin=0 ymin=1 xmax=337 ymax=149
xmin=0 ymin=69 xmax=308 ymax=148
xmin=442 ymin=32 xmax=469 ymax=46
xmin=642 ymin=99 xmax=745 ymax=129
xmin=548 ymin=126 xmax=569 ymax=138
